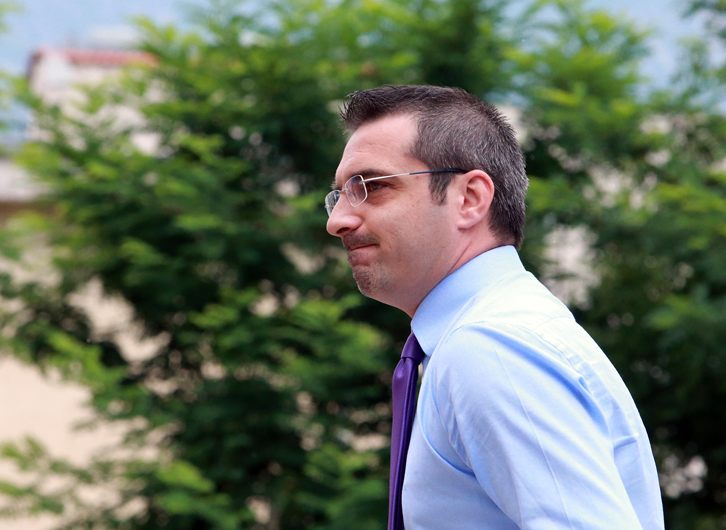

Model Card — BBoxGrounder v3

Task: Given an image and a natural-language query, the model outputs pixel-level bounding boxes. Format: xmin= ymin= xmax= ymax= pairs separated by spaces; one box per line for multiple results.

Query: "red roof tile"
xmin=27 ymin=47 xmax=157 ymax=78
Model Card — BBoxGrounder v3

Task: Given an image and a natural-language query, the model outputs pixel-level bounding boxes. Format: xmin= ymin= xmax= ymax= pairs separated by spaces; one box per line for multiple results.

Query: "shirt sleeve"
xmin=429 ymin=320 xmax=644 ymax=529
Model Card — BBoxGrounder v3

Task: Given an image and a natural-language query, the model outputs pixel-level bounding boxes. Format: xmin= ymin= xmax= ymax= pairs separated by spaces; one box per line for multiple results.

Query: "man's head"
xmin=340 ymin=85 xmax=527 ymax=248
xmin=326 ymin=85 xmax=527 ymax=316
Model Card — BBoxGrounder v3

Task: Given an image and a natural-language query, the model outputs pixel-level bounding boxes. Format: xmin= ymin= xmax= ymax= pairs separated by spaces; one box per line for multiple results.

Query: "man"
xmin=325 ymin=85 xmax=664 ymax=529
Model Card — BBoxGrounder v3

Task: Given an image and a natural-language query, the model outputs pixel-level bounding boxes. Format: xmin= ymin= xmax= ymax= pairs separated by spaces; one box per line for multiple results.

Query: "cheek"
xmin=386 ymin=210 xmax=440 ymax=258
xmin=415 ymin=206 xmax=457 ymax=256
xmin=372 ymin=192 xmax=450 ymax=256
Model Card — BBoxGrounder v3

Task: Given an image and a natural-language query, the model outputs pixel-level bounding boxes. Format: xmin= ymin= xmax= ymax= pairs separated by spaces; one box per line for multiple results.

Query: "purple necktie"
xmin=388 ymin=333 xmax=426 ymax=530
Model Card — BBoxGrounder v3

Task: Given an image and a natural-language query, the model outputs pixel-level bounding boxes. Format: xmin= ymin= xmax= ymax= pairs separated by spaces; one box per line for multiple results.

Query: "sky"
xmin=0 ymin=0 xmax=202 ymax=74
xmin=0 ymin=0 xmax=711 ymax=82
xmin=589 ymin=0 xmax=710 ymax=84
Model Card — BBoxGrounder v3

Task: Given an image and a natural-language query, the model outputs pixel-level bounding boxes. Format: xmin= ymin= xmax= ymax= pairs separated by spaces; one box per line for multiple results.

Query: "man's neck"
xmin=403 ymin=239 xmax=509 ymax=317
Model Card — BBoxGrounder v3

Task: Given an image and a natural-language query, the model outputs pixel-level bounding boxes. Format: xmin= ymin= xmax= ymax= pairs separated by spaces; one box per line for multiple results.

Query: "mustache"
xmin=342 ymin=233 xmax=379 ymax=251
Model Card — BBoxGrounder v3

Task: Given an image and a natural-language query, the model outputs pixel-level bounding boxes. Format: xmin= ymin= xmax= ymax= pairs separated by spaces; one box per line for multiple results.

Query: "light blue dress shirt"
xmin=406 ymin=246 xmax=664 ymax=529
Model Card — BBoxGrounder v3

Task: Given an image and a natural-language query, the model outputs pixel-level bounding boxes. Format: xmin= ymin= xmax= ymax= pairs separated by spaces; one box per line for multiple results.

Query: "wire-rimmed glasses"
xmin=324 ymin=169 xmax=465 ymax=216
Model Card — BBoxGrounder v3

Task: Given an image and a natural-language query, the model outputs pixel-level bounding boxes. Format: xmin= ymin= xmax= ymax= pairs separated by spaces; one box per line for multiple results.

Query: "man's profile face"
xmin=326 ymin=114 xmax=460 ymax=315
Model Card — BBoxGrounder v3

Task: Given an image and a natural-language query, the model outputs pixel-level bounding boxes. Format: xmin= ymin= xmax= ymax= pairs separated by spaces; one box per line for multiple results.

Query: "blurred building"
xmin=0 ymin=46 xmax=156 ymax=530
xmin=0 ymin=47 xmax=156 ymax=220
xmin=27 ymin=48 xmax=155 ymax=105
xmin=0 ymin=159 xmax=43 ymax=219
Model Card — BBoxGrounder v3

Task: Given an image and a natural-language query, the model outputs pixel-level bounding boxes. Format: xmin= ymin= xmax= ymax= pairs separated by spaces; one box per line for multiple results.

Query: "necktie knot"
xmin=400 ymin=333 xmax=426 ymax=363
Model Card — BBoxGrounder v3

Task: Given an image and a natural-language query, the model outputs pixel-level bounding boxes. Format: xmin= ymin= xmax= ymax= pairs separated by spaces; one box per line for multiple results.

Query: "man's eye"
xmin=367 ymin=181 xmax=385 ymax=192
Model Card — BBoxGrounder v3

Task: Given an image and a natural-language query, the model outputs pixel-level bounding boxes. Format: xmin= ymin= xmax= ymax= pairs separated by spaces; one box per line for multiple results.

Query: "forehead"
xmin=336 ymin=114 xmax=421 ymax=182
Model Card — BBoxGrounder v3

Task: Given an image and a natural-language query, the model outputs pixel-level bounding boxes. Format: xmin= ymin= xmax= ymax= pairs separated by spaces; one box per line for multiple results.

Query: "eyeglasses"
xmin=324 ymin=169 xmax=465 ymax=216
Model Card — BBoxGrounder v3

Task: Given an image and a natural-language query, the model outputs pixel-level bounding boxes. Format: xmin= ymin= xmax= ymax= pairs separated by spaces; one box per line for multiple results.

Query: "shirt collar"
xmin=411 ymin=245 xmax=524 ymax=356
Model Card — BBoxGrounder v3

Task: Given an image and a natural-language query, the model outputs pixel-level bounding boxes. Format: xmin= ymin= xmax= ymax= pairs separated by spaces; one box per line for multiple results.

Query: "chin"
xmin=353 ymin=267 xmax=386 ymax=299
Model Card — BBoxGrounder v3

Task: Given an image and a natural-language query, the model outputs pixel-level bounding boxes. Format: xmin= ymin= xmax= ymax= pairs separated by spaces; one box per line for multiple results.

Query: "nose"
xmin=326 ymin=196 xmax=363 ymax=237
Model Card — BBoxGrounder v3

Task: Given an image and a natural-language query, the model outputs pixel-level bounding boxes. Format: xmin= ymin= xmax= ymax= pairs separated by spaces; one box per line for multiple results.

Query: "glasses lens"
xmin=345 ymin=175 xmax=367 ymax=206
xmin=325 ymin=190 xmax=341 ymax=216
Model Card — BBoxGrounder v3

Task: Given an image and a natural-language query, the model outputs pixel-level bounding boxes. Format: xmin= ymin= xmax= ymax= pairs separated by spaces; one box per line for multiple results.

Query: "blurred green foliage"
xmin=1 ymin=0 xmax=726 ymax=528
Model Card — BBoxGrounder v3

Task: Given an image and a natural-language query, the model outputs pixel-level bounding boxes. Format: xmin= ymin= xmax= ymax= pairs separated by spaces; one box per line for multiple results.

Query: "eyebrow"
xmin=330 ymin=168 xmax=391 ymax=191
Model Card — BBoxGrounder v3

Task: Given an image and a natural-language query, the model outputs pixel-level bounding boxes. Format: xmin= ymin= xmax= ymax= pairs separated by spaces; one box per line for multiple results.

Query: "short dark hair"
xmin=340 ymin=85 xmax=528 ymax=248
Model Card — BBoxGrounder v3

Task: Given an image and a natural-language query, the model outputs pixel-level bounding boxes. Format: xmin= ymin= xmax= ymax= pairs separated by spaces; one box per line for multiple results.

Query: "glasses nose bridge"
xmin=325 ymin=190 xmax=341 ymax=216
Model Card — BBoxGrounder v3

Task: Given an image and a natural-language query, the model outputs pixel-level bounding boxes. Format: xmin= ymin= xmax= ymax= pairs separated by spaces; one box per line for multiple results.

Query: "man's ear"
xmin=455 ymin=170 xmax=495 ymax=230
